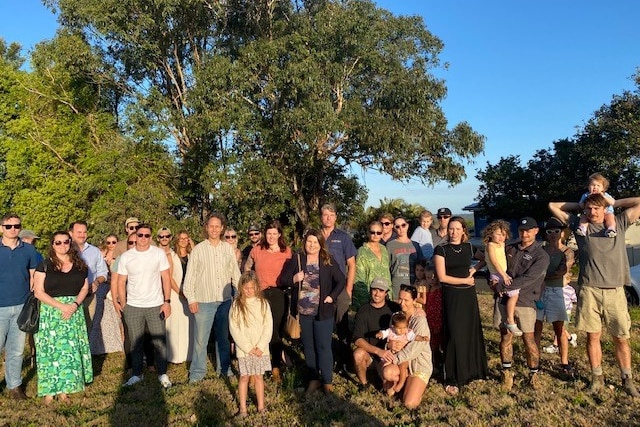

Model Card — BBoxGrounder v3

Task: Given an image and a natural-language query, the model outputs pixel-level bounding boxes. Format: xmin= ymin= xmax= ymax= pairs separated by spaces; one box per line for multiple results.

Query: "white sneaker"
xmin=543 ymin=344 xmax=559 ymax=354
xmin=158 ymin=374 xmax=172 ymax=389
xmin=569 ymin=333 xmax=578 ymax=347
xmin=123 ymin=375 xmax=143 ymax=386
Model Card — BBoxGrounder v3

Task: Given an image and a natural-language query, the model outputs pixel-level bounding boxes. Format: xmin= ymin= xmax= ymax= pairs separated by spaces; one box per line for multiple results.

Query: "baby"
xmin=576 ymin=173 xmax=616 ymax=237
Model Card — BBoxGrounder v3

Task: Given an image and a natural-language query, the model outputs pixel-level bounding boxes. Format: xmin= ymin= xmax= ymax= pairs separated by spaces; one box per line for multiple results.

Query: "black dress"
xmin=435 ymin=242 xmax=488 ymax=387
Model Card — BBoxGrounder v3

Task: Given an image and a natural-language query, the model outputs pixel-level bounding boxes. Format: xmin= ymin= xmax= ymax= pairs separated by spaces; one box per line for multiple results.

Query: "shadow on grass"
xmin=194 ymin=389 xmax=234 ymax=425
xmin=109 ymin=368 xmax=168 ymax=427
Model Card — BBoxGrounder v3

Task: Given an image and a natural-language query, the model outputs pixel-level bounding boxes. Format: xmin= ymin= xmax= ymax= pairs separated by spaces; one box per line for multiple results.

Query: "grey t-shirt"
xmin=569 ymin=212 xmax=631 ymax=288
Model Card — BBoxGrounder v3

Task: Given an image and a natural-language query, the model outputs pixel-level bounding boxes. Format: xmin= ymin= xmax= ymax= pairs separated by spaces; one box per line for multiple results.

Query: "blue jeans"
xmin=300 ymin=315 xmax=334 ymax=385
xmin=189 ymin=300 xmax=231 ymax=381
xmin=0 ymin=304 xmax=26 ymax=389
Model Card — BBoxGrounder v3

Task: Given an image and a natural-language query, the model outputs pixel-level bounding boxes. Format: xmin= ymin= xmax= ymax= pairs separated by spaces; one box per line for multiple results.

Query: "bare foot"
xmin=58 ymin=393 xmax=70 ymax=403
xmin=44 ymin=395 xmax=54 ymax=405
xmin=386 ymin=387 xmax=396 ymax=397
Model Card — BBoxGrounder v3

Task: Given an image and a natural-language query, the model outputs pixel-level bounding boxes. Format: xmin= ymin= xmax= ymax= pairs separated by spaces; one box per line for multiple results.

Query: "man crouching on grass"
xmin=549 ymin=194 xmax=640 ymax=397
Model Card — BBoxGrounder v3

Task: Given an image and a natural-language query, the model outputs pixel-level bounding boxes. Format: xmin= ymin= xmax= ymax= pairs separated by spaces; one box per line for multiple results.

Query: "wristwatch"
xmin=164 ymin=299 xmax=171 ymax=304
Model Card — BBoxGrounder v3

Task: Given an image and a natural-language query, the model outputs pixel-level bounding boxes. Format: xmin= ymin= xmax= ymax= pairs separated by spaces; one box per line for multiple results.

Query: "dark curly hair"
xmin=48 ymin=231 xmax=88 ymax=272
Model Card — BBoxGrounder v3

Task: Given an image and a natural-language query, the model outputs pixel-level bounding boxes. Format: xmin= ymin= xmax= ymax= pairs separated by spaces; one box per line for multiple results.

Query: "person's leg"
xmin=604 ymin=213 xmax=616 ymax=234
xmin=238 ymin=375 xmax=249 ymax=415
xmin=586 ymin=331 xmax=603 ymax=369
xmin=189 ymin=302 xmax=215 ymax=382
xmin=0 ymin=305 xmax=27 ymax=390
xmin=402 ymin=375 xmax=428 ymax=410
xmin=299 ymin=315 xmax=317 ymax=373
xmin=144 ymin=306 xmax=168 ymax=376
xmin=213 ymin=300 xmax=232 ymax=375
xmin=533 ymin=319 xmax=543 ymax=349
xmin=353 ymin=348 xmax=373 ymax=384
xmin=123 ymin=305 xmax=146 ymax=377
xmin=254 ymin=375 xmax=265 ymax=412
xmin=382 ymin=363 xmax=400 ymax=392
xmin=314 ymin=317 xmax=335 ymax=385
xmin=264 ymin=288 xmax=285 ymax=372
xmin=393 ymin=361 xmax=409 ymax=393
xmin=553 ymin=321 xmax=569 ymax=365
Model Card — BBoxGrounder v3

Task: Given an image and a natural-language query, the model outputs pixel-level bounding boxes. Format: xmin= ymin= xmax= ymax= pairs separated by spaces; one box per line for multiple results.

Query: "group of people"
xmin=1 ymin=172 xmax=639 ymax=413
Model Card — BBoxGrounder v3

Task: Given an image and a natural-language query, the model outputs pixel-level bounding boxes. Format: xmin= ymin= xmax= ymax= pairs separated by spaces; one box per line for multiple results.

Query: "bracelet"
xmin=73 ymin=301 xmax=80 ymax=308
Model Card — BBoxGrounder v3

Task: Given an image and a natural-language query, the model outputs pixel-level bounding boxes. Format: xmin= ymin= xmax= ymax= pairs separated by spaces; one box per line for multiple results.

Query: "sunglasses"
xmin=394 ymin=223 xmax=408 ymax=229
xmin=249 ymin=232 xmax=260 ymax=236
xmin=127 ymin=225 xmax=140 ymax=231
xmin=225 ymin=235 xmax=237 ymax=239
xmin=106 ymin=240 xmax=117 ymax=244
xmin=2 ymin=224 xmax=22 ymax=230
xmin=53 ymin=239 xmax=71 ymax=246
xmin=437 ymin=215 xmax=451 ymax=219
xmin=380 ymin=222 xmax=392 ymax=226
xmin=369 ymin=231 xmax=383 ymax=235
xmin=137 ymin=233 xmax=151 ymax=238
xmin=546 ymin=229 xmax=562 ymax=235
xmin=158 ymin=234 xmax=172 ymax=239
xmin=127 ymin=240 xmax=136 ymax=245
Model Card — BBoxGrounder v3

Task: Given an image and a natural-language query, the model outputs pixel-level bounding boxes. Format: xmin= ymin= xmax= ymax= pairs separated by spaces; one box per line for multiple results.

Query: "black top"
xmin=36 ymin=259 xmax=88 ymax=297
xmin=352 ymin=300 xmax=401 ymax=348
xmin=435 ymin=242 xmax=474 ymax=287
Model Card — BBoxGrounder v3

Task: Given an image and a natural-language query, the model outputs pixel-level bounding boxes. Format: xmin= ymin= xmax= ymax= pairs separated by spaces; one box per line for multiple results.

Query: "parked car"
xmin=627 ymin=264 xmax=640 ymax=306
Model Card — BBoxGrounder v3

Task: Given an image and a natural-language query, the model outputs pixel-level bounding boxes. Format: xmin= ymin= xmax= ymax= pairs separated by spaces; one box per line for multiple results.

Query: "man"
xmin=352 ymin=277 xmax=401 ymax=388
xmin=431 ymin=207 xmax=452 ymax=247
xmin=117 ymin=224 xmax=172 ymax=388
xmin=379 ymin=213 xmax=397 ymax=245
xmin=550 ymin=194 xmax=640 ymax=397
xmin=112 ymin=217 xmax=141 ymax=259
xmin=320 ymin=203 xmax=357 ymax=371
xmin=0 ymin=214 xmax=39 ymax=399
xmin=18 ymin=229 xmax=43 ymax=263
xmin=69 ymin=221 xmax=109 ymax=332
xmin=496 ymin=217 xmax=549 ymax=391
xmin=240 ymin=224 xmax=261 ymax=271
xmin=183 ymin=213 xmax=240 ymax=382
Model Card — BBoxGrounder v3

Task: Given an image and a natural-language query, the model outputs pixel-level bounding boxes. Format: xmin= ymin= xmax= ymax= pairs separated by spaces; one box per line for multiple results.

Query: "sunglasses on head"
xmin=136 ymin=233 xmax=151 ymax=238
xmin=546 ymin=229 xmax=562 ymax=235
xmin=380 ymin=222 xmax=392 ymax=226
xmin=369 ymin=230 xmax=383 ymax=235
xmin=53 ymin=239 xmax=71 ymax=246
xmin=158 ymin=234 xmax=172 ymax=239
xmin=394 ymin=223 xmax=408 ymax=229
xmin=2 ymin=224 xmax=22 ymax=230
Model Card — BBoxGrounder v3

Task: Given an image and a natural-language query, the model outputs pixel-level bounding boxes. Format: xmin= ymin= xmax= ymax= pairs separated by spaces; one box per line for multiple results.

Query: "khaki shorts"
xmin=498 ymin=302 xmax=536 ymax=334
xmin=575 ymin=286 xmax=631 ymax=339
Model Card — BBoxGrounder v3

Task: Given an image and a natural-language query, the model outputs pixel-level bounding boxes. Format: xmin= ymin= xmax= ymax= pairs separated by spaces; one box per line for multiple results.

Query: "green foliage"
xmin=476 ymin=78 xmax=640 ymax=221
xmin=351 ymin=198 xmax=426 ymax=246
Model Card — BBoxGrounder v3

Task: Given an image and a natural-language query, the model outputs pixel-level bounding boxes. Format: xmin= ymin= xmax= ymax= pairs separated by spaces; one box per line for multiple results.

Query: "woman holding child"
xmin=434 ymin=216 xmax=488 ymax=396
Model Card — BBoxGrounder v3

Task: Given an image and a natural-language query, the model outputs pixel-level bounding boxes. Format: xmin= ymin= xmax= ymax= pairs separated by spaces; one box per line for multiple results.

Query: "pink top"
xmin=249 ymin=246 xmax=292 ymax=290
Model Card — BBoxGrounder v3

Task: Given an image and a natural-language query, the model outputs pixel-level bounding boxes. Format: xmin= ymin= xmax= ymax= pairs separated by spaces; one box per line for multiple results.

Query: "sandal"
xmin=445 ymin=385 xmax=459 ymax=396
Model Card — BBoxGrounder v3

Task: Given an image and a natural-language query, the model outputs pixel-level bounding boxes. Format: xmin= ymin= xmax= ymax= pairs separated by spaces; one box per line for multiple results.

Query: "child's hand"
xmin=501 ymin=273 xmax=512 ymax=286
xmin=375 ymin=331 xmax=383 ymax=339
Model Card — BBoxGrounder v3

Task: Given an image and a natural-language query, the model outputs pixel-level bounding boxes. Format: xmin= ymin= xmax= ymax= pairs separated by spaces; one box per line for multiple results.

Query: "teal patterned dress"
xmin=35 ymin=261 xmax=93 ymax=396
xmin=353 ymin=243 xmax=392 ymax=310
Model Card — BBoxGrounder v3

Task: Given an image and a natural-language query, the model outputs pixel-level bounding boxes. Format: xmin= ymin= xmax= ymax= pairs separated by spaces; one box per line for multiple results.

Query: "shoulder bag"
xmin=17 ymin=292 xmax=40 ymax=333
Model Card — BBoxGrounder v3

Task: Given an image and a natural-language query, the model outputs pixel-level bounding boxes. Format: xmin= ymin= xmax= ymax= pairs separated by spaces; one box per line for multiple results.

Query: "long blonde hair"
xmin=231 ymin=271 xmax=268 ymax=328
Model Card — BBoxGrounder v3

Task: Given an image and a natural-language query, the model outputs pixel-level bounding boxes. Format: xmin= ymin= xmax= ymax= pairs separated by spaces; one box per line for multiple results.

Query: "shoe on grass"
xmin=623 ymin=377 xmax=640 ymax=398
xmin=501 ymin=370 xmax=514 ymax=392
xmin=588 ymin=374 xmax=605 ymax=393
xmin=158 ymin=374 xmax=172 ymax=389
xmin=569 ymin=333 xmax=578 ymax=347
xmin=529 ymin=372 xmax=541 ymax=390
xmin=123 ymin=375 xmax=143 ymax=387
xmin=543 ymin=344 xmax=559 ymax=354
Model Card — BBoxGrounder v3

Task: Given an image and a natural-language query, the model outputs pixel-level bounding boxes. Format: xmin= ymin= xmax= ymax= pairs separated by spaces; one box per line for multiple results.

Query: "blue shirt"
xmin=0 ymin=239 xmax=40 ymax=307
xmin=324 ymin=228 xmax=357 ymax=275
xmin=79 ymin=242 xmax=108 ymax=284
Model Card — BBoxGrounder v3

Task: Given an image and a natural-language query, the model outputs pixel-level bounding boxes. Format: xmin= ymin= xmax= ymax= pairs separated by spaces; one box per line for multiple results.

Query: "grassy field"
xmin=1 ymin=289 xmax=639 ymax=426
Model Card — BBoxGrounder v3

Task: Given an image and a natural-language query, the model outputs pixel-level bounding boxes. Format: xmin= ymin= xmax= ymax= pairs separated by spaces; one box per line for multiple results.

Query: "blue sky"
xmin=2 ymin=1 xmax=639 ymax=214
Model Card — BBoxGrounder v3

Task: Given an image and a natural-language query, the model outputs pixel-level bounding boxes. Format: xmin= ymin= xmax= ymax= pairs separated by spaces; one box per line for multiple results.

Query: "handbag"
xmin=17 ymin=292 xmax=40 ymax=333
xmin=285 ymin=254 xmax=302 ymax=339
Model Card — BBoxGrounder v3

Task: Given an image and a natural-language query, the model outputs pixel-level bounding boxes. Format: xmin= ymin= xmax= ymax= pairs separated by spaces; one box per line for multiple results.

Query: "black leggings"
xmin=263 ymin=287 xmax=286 ymax=369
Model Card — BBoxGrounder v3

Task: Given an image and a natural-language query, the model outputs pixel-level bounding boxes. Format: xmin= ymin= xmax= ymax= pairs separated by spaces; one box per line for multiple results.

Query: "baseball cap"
xmin=437 ymin=207 xmax=452 ymax=217
xmin=518 ymin=217 xmax=539 ymax=230
xmin=157 ymin=226 xmax=172 ymax=237
xmin=248 ymin=224 xmax=260 ymax=233
xmin=125 ymin=217 xmax=140 ymax=227
xmin=545 ymin=217 xmax=566 ymax=230
xmin=370 ymin=277 xmax=390 ymax=291
xmin=18 ymin=230 xmax=39 ymax=239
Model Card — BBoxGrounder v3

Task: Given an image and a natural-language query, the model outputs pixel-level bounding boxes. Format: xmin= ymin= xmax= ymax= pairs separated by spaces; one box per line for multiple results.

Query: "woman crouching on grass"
xmin=381 ymin=285 xmax=432 ymax=409
xmin=229 ymin=271 xmax=273 ymax=417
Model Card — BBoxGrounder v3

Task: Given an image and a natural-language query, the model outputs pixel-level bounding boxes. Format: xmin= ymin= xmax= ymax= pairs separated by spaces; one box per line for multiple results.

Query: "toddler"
xmin=576 ymin=173 xmax=616 ymax=237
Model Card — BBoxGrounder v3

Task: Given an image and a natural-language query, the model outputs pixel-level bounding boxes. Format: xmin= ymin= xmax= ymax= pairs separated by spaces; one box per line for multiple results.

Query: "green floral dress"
xmin=353 ymin=243 xmax=392 ymax=310
xmin=34 ymin=261 xmax=93 ymax=396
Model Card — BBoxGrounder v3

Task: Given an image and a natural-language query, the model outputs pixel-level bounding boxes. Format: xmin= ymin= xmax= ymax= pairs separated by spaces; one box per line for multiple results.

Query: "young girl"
xmin=483 ymin=220 xmax=522 ymax=336
xmin=229 ymin=271 xmax=273 ymax=417
xmin=415 ymin=260 xmax=443 ymax=373
xmin=576 ymin=173 xmax=617 ymax=237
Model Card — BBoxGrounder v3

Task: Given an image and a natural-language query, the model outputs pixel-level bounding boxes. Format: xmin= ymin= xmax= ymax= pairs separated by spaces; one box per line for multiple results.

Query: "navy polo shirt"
xmin=324 ymin=228 xmax=357 ymax=275
xmin=0 ymin=239 xmax=39 ymax=307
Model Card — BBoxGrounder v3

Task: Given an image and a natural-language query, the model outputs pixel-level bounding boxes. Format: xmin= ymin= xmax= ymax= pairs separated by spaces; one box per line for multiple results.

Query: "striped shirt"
xmin=183 ymin=239 xmax=241 ymax=304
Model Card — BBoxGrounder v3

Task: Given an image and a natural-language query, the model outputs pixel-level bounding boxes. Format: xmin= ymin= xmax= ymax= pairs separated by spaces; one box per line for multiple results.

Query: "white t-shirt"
xmin=117 ymin=245 xmax=170 ymax=308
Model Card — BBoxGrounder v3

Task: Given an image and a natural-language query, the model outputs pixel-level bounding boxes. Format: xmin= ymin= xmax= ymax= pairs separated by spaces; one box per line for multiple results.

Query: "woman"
xmin=534 ymin=217 xmax=576 ymax=376
xmin=381 ymin=285 xmax=432 ymax=409
xmin=158 ymin=228 xmax=193 ymax=364
xmin=174 ymin=230 xmax=193 ymax=286
xmin=353 ymin=221 xmax=392 ymax=310
xmin=245 ymin=220 xmax=292 ymax=382
xmin=100 ymin=234 xmax=118 ymax=269
xmin=386 ymin=216 xmax=422 ymax=300
xmin=33 ymin=231 xmax=93 ymax=403
xmin=224 ymin=228 xmax=243 ymax=269
xmin=434 ymin=216 xmax=488 ymax=396
xmin=280 ymin=229 xmax=345 ymax=393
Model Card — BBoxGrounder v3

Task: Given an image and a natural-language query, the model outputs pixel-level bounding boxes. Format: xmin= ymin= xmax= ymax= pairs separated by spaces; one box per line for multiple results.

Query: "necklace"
xmin=450 ymin=244 xmax=463 ymax=254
